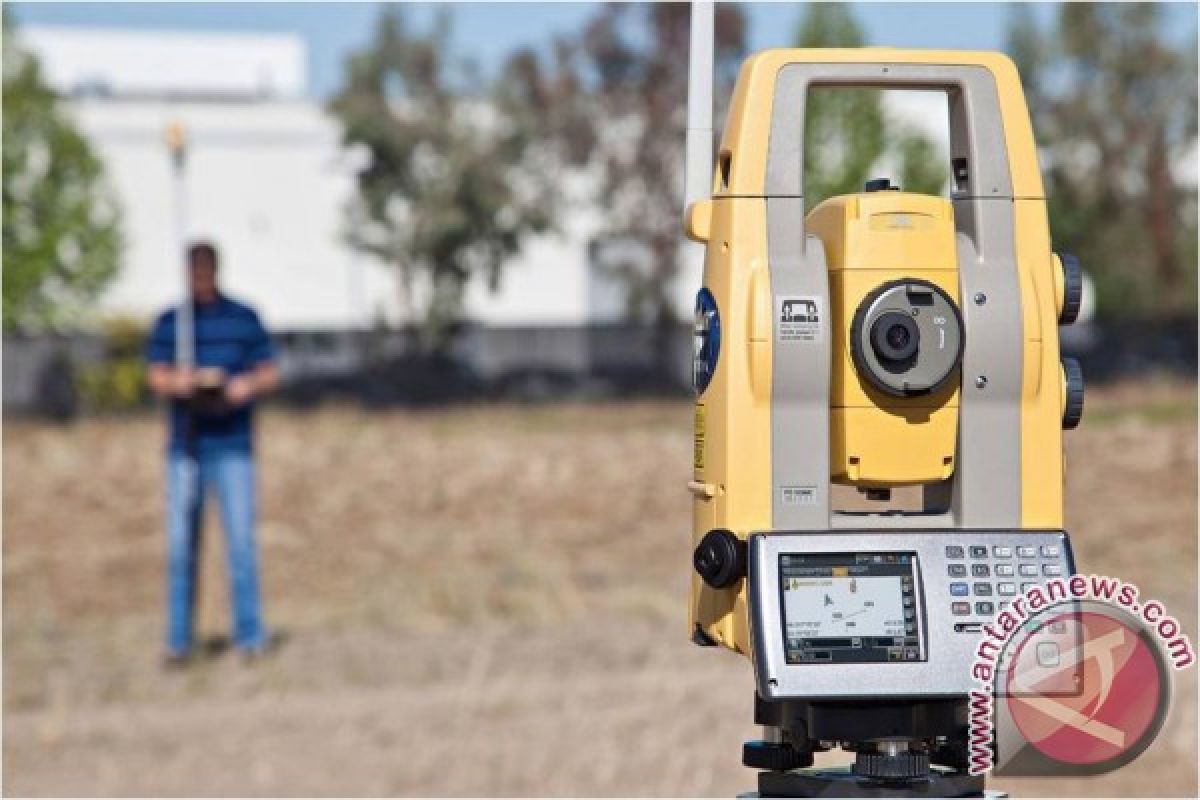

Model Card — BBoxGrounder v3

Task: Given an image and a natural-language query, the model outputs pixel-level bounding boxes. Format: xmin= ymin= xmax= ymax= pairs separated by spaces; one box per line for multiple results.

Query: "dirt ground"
xmin=4 ymin=379 xmax=1197 ymax=797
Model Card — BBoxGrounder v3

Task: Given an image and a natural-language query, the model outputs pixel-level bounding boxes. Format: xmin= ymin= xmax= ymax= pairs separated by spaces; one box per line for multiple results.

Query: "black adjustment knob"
xmin=743 ymin=740 xmax=814 ymax=771
xmin=1063 ymin=357 xmax=1085 ymax=430
xmin=852 ymin=750 xmax=930 ymax=780
xmin=693 ymin=529 xmax=746 ymax=589
xmin=1057 ymin=252 xmax=1084 ymax=325
xmin=864 ymin=177 xmax=899 ymax=192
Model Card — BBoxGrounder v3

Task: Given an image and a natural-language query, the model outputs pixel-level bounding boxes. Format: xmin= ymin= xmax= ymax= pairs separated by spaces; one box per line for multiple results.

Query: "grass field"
xmin=4 ymin=379 xmax=1197 ymax=796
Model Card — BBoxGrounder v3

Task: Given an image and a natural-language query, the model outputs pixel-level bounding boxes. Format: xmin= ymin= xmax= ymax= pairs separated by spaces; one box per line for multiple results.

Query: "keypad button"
xmin=971 ymin=564 xmax=991 ymax=577
xmin=1019 ymin=564 xmax=1038 ymax=577
xmin=976 ymin=602 xmax=994 ymax=615
xmin=973 ymin=583 xmax=993 ymax=596
xmin=945 ymin=546 xmax=965 ymax=559
xmin=993 ymin=546 xmax=1013 ymax=558
xmin=948 ymin=564 xmax=967 ymax=577
xmin=1043 ymin=564 xmax=1062 ymax=577
xmin=950 ymin=583 xmax=969 ymax=597
xmin=1022 ymin=582 xmax=1038 ymax=593
xmin=1041 ymin=545 xmax=1060 ymax=558
xmin=999 ymin=601 xmax=1011 ymax=611
xmin=998 ymin=582 xmax=1017 ymax=596
xmin=952 ymin=602 xmax=971 ymax=615
xmin=1017 ymin=546 xmax=1037 ymax=558
xmin=995 ymin=564 xmax=1015 ymax=577
xmin=969 ymin=546 xmax=989 ymax=558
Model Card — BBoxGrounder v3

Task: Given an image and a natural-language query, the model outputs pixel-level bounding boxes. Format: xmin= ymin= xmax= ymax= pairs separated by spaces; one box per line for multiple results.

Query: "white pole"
xmin=166 ymin=121 xmax=192 ymax=371
xmin=684 ymin=0 xmax=715 ymax=211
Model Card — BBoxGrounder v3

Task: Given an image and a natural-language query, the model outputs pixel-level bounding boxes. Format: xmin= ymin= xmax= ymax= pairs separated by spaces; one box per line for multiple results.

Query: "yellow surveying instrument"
xmin=682 ymin=5 xmax=1084 ymax=796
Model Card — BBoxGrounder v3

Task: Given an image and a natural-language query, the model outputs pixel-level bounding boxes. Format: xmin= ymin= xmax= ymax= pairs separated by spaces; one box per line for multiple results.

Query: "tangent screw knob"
xmin=1062 ymin=357 xmax=1085 ymax=429
xmin=1057 ymin=253 xmax=1084 ymax=325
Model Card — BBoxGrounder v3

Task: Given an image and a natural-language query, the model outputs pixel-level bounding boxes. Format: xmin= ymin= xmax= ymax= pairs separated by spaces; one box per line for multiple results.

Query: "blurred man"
xmin=145 ymin=241 xmax=278 ymax=665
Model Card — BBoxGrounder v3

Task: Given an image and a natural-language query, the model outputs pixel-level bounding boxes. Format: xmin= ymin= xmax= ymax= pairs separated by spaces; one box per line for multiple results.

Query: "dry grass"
xmin=3 ymin=380 xmax=1197 ymax=796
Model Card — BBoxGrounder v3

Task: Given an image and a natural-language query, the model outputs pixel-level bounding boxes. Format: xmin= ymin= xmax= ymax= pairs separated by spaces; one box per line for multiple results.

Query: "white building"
xmin=22 ymin=26 xmax=647 ymax=334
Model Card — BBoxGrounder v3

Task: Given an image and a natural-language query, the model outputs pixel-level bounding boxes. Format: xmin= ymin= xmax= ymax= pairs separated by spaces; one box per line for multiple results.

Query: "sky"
xmin=9 ymin=2 xmax=1198 ymax=99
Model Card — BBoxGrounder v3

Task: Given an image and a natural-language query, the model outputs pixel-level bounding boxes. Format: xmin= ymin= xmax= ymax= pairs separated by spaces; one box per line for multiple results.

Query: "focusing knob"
xmin=1058 ymin=252 xmax=1084 ymax=325
xmin=694 ymin=529 xmax=746 ymax=589
xmin=1062 ymin=357 xmax=1085 ymax=430
xmin=852 ymin=750 xmax=930 ymax=781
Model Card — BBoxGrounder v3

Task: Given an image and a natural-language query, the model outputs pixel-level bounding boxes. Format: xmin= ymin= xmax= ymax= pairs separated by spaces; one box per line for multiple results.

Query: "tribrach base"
xmin=756 ymin=765 xmax=986 ymax=798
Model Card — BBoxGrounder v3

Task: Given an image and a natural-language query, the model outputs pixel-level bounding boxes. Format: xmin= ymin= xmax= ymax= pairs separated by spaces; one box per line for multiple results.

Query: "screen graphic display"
xmin=780 ymin=552 xmax=922 ymax=664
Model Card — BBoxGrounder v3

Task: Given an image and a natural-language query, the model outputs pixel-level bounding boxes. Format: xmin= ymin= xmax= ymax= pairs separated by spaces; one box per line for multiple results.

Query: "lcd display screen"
xmin=780 ymin=552 xmax=923 ymax=664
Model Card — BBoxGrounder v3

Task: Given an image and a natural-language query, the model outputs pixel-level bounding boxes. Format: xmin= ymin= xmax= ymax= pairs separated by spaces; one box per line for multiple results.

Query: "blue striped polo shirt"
xmin=145 ymin=293 xmax=275 ymax=454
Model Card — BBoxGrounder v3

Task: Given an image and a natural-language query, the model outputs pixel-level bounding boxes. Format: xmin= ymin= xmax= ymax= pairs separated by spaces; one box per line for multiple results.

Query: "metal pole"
xmin=684 ymin=0 xmax=715 ymax=211
xmin=165 ymin=119 xmax=206 ymax=634
xmin=166 ymin=121 xmax=192 ymax=371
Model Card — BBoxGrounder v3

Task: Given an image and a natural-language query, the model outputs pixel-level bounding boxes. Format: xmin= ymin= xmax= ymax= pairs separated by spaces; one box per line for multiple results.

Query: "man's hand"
xmin=170 ymin=368 xmax=196 ymax=397
xmin=149 ymin=365 xmax=197 ymax=399
xmin=224 ymin=374 xmax=257 ymax=407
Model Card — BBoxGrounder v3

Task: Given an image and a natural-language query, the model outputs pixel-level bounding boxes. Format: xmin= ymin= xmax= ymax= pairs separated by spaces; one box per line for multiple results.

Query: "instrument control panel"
xmin=749 ymin=530 xmax=1076 ymax=699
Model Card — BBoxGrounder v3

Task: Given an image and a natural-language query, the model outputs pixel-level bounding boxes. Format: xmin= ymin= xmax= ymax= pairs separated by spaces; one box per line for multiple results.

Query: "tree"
xmin=1008 ymin=4 xmax=1197 ymax=318
xmin=2 ymin=13 xmax=122 ymax=332
xmin=330 ymin=8 xmax=555 ymax=353
xmin=505 ymin=4 xmax=747 ymax=371
xmin=795 ymin=3 xmax=947 ymax=209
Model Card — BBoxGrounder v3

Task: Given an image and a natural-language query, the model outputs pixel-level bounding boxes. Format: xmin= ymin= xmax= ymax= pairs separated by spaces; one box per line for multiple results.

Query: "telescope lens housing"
xmin=871 ymin=312 xmax=920 ymax=365
xmin=850 ymin=279 xmax=963 ymax=397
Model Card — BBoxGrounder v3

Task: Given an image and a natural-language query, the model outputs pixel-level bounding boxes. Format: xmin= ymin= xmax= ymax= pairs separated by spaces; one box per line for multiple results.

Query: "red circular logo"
xmin=1004 ymin=609 xmax=1166 ymax=767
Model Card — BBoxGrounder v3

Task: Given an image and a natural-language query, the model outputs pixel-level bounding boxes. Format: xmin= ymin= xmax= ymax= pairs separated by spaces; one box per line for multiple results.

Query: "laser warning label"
xmin=779 ymin=296 xmax=822 ymax=343
xmin=781 ymin=485 xmax=818 ymax=506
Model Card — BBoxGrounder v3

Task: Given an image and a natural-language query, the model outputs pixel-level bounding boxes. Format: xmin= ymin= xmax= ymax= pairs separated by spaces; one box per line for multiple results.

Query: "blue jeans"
xmin=166 ymin=448 xmax=267 ymax=654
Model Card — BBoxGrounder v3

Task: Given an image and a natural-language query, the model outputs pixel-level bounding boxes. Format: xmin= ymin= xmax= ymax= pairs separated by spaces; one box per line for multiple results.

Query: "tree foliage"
xmin=2 ymin=13 xmax=122 ymax=332
xmin=330 ymin=8 xmax=556 ymax=352
xmin=571 ymin=4 xmax=747 ymax=332
xmin=501 ymin=4 xmax=746 ymax=371
xmin=795 ymin=3 xmax=947 ymax=209
xmin=1009 ymin=4 xmax=1197 ymax=318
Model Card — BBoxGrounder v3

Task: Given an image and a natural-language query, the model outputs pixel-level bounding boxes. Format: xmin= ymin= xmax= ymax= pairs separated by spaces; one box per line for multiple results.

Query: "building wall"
xmin=21 ymin=26 xmax=307 ymax=100
xmin=69 ymin=97 xmax=404 ymax=331
xmin=63 ymin=94 xmax=645 ymax=332
xmin=27 ymin=26 xmax=648 ymax=333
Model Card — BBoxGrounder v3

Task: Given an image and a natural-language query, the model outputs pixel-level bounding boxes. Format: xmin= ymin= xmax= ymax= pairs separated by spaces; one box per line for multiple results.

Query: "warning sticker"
xmin=693 ymin=404 xmax=706 ymax=470
xmin=778 ymin=296 xmax=822 ymax=343
xmin=781 ymin=486 xmax=818 ymax=506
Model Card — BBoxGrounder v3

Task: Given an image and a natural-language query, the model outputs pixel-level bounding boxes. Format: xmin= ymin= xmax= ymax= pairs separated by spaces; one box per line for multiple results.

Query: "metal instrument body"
xmin=686 ymin=47 xmax=1076 ymax=659
xmin=683 ymin=46 xmax=1085 ymax=794
xmin=748 ymin=529 xmax=1075 ymax=699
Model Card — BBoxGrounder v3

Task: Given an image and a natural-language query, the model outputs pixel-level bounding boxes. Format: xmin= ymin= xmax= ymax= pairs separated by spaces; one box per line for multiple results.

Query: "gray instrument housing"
xmin=749 ymin=530 xmax=1075 ymax=700
xmin=764 ymin=63 xmax=1026 ymax=532
xmin=743 ymin=62 xmax=1065 ymax=708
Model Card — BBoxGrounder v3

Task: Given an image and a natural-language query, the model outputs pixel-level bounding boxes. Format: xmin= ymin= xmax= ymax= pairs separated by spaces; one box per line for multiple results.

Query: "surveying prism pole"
xmin=166 ymin=120 xmax=193 ymax=371
xmin=684 ymin=1 xmax=714 ymax=212
xmin=165 ymin=118 xmax=209 ymax=636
